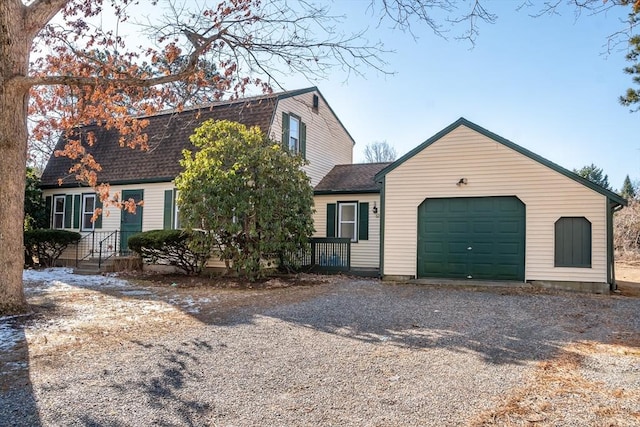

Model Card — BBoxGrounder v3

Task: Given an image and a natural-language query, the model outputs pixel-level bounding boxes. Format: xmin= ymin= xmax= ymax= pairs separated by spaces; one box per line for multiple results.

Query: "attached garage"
xmin=418 ymin=196 xmax=525 ymax=281
xmin=376 ymin=118 xmax=626 ymax=290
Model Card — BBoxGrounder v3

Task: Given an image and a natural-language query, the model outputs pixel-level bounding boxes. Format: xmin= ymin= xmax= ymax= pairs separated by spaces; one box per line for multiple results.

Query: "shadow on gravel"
xmin=128 ymin=339 xmax=213 ymax=426
xmin=182 ymin=280 xmax=638 ymax=366
xmin=0 ymin=317 xmax=42 ymax=427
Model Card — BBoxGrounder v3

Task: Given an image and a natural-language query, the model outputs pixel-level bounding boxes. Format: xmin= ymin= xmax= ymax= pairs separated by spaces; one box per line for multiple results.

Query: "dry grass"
xmin=470 ymin=341 xmax=640 ymax=426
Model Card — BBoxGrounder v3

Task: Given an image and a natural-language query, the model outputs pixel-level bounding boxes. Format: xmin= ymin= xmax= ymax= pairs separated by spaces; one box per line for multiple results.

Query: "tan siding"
xmin=313 ymin=194 xmax=380 ymax=269
xmin=383 ymin=125 xmax=608 ymax=283
xmin=272 ymin=92 xmax=353 ymax=187
xmin=43 ymin=183 xmax=175 ymax=260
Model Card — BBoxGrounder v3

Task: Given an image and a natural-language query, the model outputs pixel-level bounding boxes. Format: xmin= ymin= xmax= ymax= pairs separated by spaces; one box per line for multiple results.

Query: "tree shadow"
xmin=0 ymin=315 xmax=42 ymax=427
xmin=12 ymin=270 xmax=640 ymax=425
xmin=185 ymin=280 xmax=640 ymax=365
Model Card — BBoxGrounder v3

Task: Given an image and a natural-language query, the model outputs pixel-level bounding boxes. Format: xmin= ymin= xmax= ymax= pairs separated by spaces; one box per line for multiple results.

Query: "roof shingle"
xmin=41 ymin=95 xmax=278 ymax=188
xmin=314 ymin=162 xmax=391 ymax=193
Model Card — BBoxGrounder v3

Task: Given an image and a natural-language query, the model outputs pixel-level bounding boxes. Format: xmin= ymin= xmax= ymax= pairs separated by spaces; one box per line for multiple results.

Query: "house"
xmin=41 ymin=89 xmax=626 ymax=291
xmin=313 ymin=162 xmax=390 ymax=271
xmin=40 ymin=87 xmax=355 ymax=263
xmin=373 ymin=118 xmax=626 ymax=292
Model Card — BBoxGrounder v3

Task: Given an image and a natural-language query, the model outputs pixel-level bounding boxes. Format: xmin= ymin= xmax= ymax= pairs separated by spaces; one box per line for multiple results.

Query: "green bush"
xmin=127 ymin=229 xmax=212 ymax=275
xmin=24 ymin=229 xmax=81 ymax=267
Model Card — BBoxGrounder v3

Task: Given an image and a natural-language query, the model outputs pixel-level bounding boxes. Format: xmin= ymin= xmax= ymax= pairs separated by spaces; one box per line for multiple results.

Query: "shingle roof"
xmin=314 ymin=162 xmax=391 ymax=194
xmin=41 ymin=94 xmax=281 ymax=188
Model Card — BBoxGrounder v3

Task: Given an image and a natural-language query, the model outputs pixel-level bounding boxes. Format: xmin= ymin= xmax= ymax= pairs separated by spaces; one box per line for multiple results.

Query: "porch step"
xmin=73 ymin=258 xmax=115 ymax=275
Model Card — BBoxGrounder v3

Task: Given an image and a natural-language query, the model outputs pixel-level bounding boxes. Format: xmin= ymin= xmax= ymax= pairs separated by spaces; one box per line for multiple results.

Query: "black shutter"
xmin=281 ymin=112 xmax=290 ymax=149
xmin=300 ymin=121 xmax=307 ymax=159
xmin=45 ymin=196 xmax=52 ymax=228
xmin=326 ymin=203 xmax=336 ymax=237
xmin=73 ymin=195 xmax=81 ymax=229
xmin=64 ymin=195 xmax=72 ymax=228
xmin=358 ymin=202 xmax=369 ymax=241
xmin=163 ymin=189 xmax=174 ymax=230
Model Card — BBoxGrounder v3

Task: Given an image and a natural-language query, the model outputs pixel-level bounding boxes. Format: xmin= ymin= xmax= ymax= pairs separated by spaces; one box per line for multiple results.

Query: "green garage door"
xmin=417 ymin=196 xmax=525 ymax=281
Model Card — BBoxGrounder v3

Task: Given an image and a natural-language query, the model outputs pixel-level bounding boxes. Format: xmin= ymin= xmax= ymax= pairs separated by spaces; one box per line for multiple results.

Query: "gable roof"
xmin=374 ymin=117 xmax=626 ymax=207
xmin=315 ymin=162 xmax=391 ymax=194
xmin=41 ymin=86 xmax=354 ymax=188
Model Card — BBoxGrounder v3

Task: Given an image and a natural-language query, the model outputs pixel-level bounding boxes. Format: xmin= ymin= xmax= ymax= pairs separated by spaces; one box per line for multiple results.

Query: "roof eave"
xmin=374 ymin=117 xmax=626 ymax=205
xmin=314 ymin=189 xmax=381 ymax=195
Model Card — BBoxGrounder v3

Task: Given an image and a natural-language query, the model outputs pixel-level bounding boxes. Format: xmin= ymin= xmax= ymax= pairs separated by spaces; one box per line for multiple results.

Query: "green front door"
xmin=417 ymin=196 xmax=525 ymax=281
xmin=120 ymin=189 xmax=144 ymax=254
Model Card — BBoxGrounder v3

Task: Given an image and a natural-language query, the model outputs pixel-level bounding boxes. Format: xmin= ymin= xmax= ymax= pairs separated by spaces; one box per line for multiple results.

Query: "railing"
xmin=283 ymin=237 xmax=351 ymax=273
xmin=74 ymin=229 xmax=140 ymax=270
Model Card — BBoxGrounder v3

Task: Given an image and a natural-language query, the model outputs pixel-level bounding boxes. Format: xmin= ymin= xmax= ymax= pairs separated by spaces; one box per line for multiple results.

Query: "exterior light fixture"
xmin=456 ymin=178 xmax=468 ymax=186
xmin=372 ymin=202 xmax=378 ymax=214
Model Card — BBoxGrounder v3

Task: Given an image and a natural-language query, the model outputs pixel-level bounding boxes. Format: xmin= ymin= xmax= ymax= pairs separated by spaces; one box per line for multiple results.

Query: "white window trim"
xmin=173 ymin=190 xmax=180 ymax=229
xmin=53 ymin=195 xmax=65 ymax=229
xmin=338 ymin=202 xmax=358 ymax=242
xmin=289 ymin=115 xmax=300 ymax=153
xmin=81 ymin=194 xmax=96 ymax=231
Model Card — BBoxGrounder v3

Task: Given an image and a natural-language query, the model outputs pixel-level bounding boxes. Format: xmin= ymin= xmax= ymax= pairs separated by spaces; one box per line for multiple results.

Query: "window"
xmin=555 ymin=217 xmax=592 ymax=268
xmin=53 ymin=195 xmax=65 ymax=229
xmin=281 ymin=112 xmax=306 ymax=157
xmin=174 ymin=190 xmax=181 ymax=229
xmin=289 ymin=115 xmax=300 ymax=152
xmin=82 ymin=194 xmax=96 ymax=231
xmin=164 ymin=188 xmax=182 ymax=229
xmin=338 ymin=202 xmax=358 ymax=242
xmin=326 ymin=202 xmax=369 ymax=242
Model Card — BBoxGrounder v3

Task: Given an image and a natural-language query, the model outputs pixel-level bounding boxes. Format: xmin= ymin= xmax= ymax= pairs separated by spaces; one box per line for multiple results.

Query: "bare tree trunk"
xmin=0 ymin=1 xmax=31 ymax=314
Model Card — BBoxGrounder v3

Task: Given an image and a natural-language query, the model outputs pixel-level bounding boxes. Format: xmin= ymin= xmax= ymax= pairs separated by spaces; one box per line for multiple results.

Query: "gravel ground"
xmin=1 ymin=269 xmax=639 ymax=426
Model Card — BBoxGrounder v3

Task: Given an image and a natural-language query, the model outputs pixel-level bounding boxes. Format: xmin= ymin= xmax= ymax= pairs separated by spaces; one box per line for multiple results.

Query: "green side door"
xmin=417 ymin=196 xmax=525 ymax=281
xmin=120 ymin=189 xmax=144 ymax=254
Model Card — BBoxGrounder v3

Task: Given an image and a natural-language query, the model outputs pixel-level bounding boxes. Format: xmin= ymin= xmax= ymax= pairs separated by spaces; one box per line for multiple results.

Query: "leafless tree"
xmin=364 ymin=141 xmax=398 ymax=163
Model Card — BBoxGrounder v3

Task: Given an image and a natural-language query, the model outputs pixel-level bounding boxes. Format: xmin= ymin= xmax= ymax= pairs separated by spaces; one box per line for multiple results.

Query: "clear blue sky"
xmin=281 ymin=1 xmax=638 ymax=191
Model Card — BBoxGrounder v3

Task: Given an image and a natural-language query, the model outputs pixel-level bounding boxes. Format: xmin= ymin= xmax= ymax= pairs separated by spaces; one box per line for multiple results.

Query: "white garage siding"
xmin=313 ymin=194 xmax=381 ymax=269
xmin=382 ymin=124 xmax=609 ymax=283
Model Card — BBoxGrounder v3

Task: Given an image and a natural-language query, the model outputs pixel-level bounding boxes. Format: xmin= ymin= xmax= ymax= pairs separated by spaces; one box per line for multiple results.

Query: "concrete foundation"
xmin=530 ymin=280 xmax=610 ymax=294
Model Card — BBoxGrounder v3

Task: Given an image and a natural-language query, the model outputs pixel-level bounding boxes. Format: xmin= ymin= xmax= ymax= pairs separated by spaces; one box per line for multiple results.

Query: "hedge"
xmin=127 ymin=229 xmax=212 ymax=275
xmin=24 ymin=229 xmax=81 ymax=267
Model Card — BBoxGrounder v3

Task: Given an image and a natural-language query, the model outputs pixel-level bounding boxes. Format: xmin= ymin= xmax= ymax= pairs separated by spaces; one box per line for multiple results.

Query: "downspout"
xmin=378 ymin=176 xmax=385 ymax=279
xmin=608 ymin=200 xmax=624 ymax=291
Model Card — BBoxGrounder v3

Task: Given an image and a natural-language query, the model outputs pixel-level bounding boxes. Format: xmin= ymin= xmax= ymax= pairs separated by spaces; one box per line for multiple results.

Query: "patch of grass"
xmin=470 ymin=341 xmax=640 ymax=426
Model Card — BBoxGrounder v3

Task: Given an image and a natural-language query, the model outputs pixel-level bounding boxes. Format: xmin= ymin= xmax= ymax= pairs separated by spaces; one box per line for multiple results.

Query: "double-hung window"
xmin=82 ymin=194 xmax=97 ymax=231
xmin=53 ymin=195 xmax=65 ymax=229
xmin=281 ymin=112 xmax=306 ymax=157
xmin=338 ymin=202 xmax=358 ymax=242
xmin=289 ymin=115 xmax=300 ymax=152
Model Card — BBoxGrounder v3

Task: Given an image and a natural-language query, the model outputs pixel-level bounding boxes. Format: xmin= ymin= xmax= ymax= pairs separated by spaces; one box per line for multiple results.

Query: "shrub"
xmin=24 ymin=229 xmax=81 ymax=267
xmin=127 ymin=229 xmax=212 ymax=275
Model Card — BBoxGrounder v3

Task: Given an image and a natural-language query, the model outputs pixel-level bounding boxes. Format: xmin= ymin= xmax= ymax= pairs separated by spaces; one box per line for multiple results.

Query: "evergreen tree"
xmin=573 ymin=164 xmax=612 ymax=191
xmin=621 ymin=174 xmax=636 ymax=200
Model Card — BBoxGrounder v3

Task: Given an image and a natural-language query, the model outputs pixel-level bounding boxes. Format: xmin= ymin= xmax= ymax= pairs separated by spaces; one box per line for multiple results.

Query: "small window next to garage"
xmin=555 ymin=217 xmax=592 ymax=268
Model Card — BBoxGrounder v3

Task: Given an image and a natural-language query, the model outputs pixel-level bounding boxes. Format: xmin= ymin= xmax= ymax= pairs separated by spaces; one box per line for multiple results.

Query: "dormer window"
xmin=281 ymin=112 xmax=306 ymax=158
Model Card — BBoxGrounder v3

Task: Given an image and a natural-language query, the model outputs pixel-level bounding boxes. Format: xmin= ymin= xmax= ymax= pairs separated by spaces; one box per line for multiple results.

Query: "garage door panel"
xmin=418 ymin=196 xmax=525 ymax=281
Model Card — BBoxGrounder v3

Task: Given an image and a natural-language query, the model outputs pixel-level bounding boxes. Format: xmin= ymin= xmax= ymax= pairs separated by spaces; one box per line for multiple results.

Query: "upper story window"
xmin=281 ymin=112 xmax=306 ymax=158
xmin=289 ymin=115 xmax=300 ymax=152
xmin=53 ymin=195 xmax=65 ymax=229
xmin=82 ymin=194 xmax=96 ymax=231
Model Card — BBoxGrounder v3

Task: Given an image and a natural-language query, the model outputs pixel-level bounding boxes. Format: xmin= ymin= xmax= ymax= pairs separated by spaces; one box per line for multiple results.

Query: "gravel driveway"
xmin=1 ymin=269 xmax=639 ymax=426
